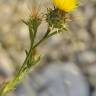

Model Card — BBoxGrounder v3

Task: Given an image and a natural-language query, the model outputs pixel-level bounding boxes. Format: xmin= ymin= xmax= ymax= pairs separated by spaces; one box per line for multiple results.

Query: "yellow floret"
xmin=52 ymin=0 xmax=78 ymax=12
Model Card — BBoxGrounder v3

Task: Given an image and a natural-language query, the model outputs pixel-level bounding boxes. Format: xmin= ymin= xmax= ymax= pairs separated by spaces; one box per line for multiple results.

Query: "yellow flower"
xmin=52 ymin=0 xmax=78 ymax=12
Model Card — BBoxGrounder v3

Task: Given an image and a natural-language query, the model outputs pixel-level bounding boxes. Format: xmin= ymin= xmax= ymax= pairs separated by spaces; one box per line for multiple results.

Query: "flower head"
xmin=52 ymin=0 xmax=78 ymax=12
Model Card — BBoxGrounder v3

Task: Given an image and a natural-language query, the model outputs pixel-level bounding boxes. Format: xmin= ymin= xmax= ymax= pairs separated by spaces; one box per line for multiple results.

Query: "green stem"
xmin=18 ymin=47 xmax=33 ymax=74
xmin=0 ymin=25 xmax=61 ymax=96
xmin=0 ymin=22 xmax=38 ymax=96
xmin=33 ymin=29 xmax=60 ymax=49
xmin=0 ymin=47 xmax=33 ymax=96
xmin=33 ymin=29 xmax=50 ymax=48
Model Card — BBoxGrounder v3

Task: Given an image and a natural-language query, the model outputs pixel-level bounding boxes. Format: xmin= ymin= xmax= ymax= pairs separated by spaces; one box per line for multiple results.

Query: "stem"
xmin=0 ymin=24 xmax=62 ymax=96
xmin=0 ymin=47 xmax=33 ymax=96
xmin=18 ymin=47 xmax=33 ymax=74
xmin=33 ymin=29 xmax=60 ymax=49
xmin=0 ymin=21 xmax=38 ymax=96
xmin=33 ymin=29 xmax=50 ymax=48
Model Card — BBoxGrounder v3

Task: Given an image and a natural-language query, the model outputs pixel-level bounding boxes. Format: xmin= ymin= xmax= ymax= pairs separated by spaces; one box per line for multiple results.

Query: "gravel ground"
xmin=0 ymin=0 xmax=96 ymax=96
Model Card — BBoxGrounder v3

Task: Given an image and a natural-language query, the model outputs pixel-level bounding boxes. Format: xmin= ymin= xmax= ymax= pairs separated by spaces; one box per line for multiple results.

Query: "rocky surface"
xmin=0 ymin=0 xmax=96 ymax=96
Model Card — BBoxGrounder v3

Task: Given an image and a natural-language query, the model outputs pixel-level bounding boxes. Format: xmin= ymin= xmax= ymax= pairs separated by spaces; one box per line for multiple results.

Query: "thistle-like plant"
xmin=0 ymin=0 xmax=77 ymax=96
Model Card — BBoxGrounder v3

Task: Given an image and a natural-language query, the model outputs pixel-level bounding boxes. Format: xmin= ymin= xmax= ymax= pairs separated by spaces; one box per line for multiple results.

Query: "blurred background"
xmin=0 ymin=0 xmax=96 ymax=96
